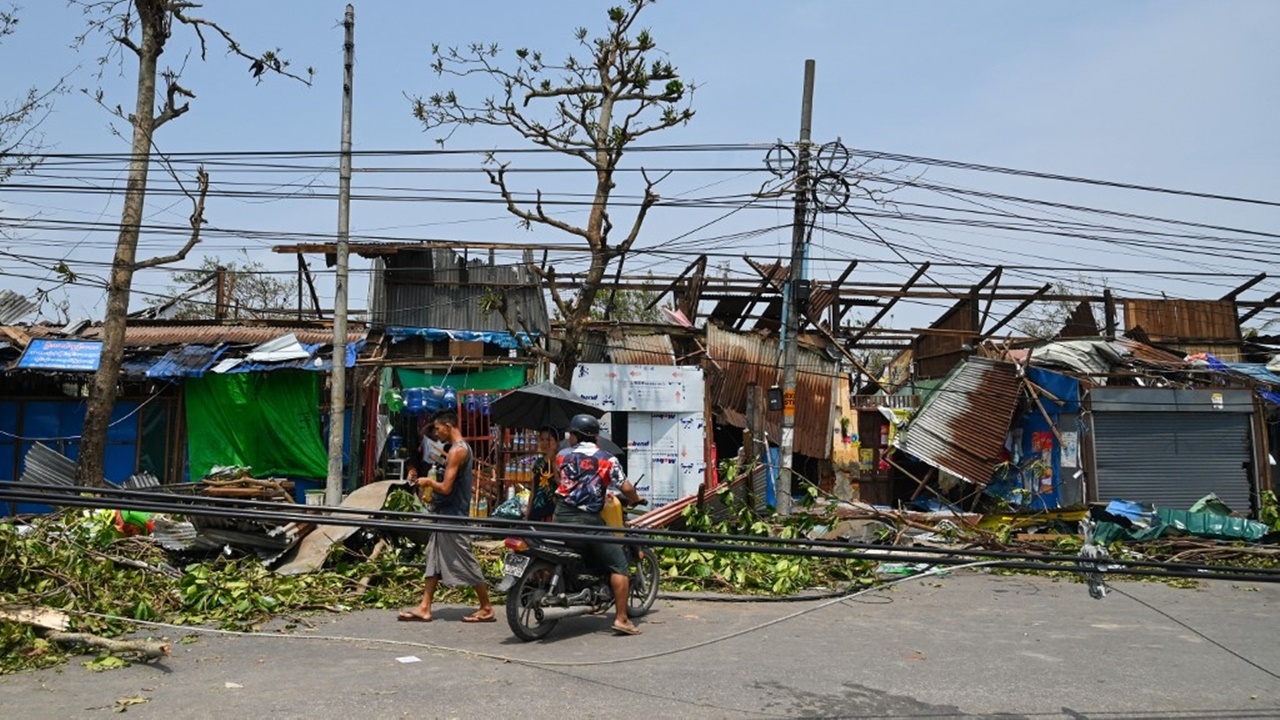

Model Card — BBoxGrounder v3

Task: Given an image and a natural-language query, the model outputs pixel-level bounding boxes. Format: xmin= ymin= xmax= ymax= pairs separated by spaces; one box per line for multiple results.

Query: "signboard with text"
xmin=16 ymin=339 xmax=103 ymax=372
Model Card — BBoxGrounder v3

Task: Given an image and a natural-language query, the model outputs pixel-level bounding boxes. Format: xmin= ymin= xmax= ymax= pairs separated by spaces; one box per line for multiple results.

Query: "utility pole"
xmin=327 ymin=4 xmax=355 ymax=506
xmin=777 ymin=59 xmax=816 ymax=515
xmin=214 ymin=265 xmax=227 ymax=322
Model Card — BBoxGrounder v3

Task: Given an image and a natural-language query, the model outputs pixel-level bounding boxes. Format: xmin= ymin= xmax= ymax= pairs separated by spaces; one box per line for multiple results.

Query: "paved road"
xmin=1 ymin=570 xmax=1277 ymax=719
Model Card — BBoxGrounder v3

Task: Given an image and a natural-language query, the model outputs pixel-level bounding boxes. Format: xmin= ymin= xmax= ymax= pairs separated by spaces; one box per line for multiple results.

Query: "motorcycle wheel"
xmin=506 ymin=559 xmax=559 ymax=642
xmin=626 ymin=546 xmax=660 ymax=618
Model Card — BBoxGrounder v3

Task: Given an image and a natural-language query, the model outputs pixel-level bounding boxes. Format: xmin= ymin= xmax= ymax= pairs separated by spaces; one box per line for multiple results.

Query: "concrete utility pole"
xmin=327 ymin=4 xmax=355 ymax=506
xmin=777 ymin=59 xmax=816 ymax=515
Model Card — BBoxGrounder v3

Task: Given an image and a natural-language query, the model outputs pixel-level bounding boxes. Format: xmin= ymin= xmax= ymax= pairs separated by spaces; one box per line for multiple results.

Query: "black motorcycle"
xmin=496 ymin=516 xmax=660 ymax=642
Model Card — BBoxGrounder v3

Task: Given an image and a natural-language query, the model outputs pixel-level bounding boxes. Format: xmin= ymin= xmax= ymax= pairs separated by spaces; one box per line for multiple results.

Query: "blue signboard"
xmin=16 ymin=339 xmax=104 ymax=372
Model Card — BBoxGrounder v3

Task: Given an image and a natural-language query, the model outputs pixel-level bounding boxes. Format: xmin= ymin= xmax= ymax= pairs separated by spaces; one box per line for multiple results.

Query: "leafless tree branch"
xmin=134 ymin=165 xmax=208 ymax=269
xmin=170 ymin=5 xmax=314 ymax=85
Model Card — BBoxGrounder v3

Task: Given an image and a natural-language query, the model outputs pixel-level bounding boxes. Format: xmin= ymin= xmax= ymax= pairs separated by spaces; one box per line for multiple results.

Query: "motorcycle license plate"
xmin=502 ymin=553 xmax=530 ymax=577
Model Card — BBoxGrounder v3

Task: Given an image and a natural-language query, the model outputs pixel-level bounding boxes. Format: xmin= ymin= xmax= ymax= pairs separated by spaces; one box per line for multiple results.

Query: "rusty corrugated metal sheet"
xmin=607 ymin=333 xmax=675 ymax=365
xmin=807 ymin=286 xmax=836 ymax=322
xmin=26 ymin=323 xmax=364 ymax=347
xmin=895 ymin=356 xmax=1021 ymax=486
xmin=1111 ymin=338 xmax=1189 ymax=369
xmin=706 ymin=323 xmax=835 ymax=458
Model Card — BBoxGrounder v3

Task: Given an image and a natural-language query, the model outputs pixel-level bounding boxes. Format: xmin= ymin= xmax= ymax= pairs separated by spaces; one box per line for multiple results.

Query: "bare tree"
xmin=1012 ymin=277 xmax=1110 ymax=341
xmin=74 ymin=0 xmax=312 ymax=486
xmin=0 ymin=4 xmax=64 ymax=183
xmin=410 ymin=0 xmax=694 ymax=387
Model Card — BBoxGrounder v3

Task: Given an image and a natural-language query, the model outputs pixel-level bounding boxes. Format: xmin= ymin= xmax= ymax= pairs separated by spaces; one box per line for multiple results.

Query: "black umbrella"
xmin=489 ymin=381 xmax=604 ymax=431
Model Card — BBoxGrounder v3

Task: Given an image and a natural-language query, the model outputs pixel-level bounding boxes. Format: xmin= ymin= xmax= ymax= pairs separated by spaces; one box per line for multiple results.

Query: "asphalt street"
xmin=1 ymin=570 xmax=1277 ymax=719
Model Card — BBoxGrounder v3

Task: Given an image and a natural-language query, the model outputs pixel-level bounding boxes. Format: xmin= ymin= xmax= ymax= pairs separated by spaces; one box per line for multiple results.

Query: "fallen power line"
xmin=3 ymin=482 xmax=1279 ymax=588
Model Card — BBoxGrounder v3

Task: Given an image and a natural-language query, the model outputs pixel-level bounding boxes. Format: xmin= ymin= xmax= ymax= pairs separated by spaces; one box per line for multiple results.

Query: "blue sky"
xmin=1 ymin=0 xmax=1278 ymax=336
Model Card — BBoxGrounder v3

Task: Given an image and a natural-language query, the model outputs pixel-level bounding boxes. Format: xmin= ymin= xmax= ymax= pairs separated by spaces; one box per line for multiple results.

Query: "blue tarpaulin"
xmin=385 ymin=326 xmax=536 ymax=350
xmin=986 ymin=367 xmax=1082 ymax=511
xmin=1195 ymin=354 xmax=1280 ymax=405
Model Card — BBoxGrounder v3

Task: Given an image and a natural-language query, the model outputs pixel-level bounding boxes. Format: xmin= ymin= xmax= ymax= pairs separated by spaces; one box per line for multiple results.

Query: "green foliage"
xmin=659 ymin=485 xmax=873 ymax=596
xmin=0 ymin=510 xmax=459 ymax=674
xmin=82 ymin=654 xmax=129 ymax=672
xmin=384 ymin=487 xmax=427 ymax=514
xmin=410 ymin=0 xmax=695 ymax=385
xmin=588 ymin=285 xmax=663 ymax=323
xmin=1261 ymin=490 xmax=1280 ymax=531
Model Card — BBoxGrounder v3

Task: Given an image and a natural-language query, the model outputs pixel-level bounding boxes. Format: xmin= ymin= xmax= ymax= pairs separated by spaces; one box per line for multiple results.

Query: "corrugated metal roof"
xmin=608 ymin=333 xmax=676 ymax=365
xmin=20 ymin=443 xmax=78 ymax=486
xmin=0 ymin=290 xmax=37 ymax=324
xmin=26 ymin=322 xmax=365 ymax=347
xmin=372 ymin=248 xmax=550 ymax=334
xmin=1111 ymin=338 xmax=1193 ymax=369
xmin=706 ymin=323 xmax=835 ymax=458
xmin=895 ymin=356 xmax=1022 ymax=486
xmin=144 ymin=344 xmax=226 ymax=378
xmin=122 ymin=471 xmax=162 ymax=490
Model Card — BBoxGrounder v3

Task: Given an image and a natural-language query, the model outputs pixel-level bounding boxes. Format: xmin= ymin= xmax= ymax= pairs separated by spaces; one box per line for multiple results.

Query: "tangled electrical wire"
xmin=3 ymin=482 xmax=1278 ymax=592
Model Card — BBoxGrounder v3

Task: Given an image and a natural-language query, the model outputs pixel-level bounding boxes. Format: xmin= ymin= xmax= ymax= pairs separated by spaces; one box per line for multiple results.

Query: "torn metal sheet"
xmin=273 ymin=481 xmax=401 ymax=575
xmin=144 ymin=344 xmax=226 ymax=379
xmin=0 ymin=290 xmax=38 ymax=324
xmin=187 ymin=514 xmax=297 ymax=563
xmin=151 ymin=517 xmax=200 ymax=552
xmin=894 ymin=357 xmax=1021 ymax=486
xmin=121 ymin=472 xmax=161 ymax=491
xmin=245 ymin=333 xmax=312 ymax=363
xmin=20 ymin=443 xmax=78 ymax=487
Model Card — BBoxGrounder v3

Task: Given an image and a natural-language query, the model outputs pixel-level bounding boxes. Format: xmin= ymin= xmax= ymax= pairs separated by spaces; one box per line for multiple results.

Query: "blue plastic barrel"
xmin=403 ymin=388 xmax=427 ymax=414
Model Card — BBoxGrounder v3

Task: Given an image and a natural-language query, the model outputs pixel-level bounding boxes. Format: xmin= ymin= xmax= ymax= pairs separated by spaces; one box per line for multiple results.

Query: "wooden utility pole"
xmin=777 ymin=59 xmax=815 ymax=515
xmin=214 ymin=266 xmax=227 ymax=321
xmin=327 ymin=4 xmax=355 ymax=506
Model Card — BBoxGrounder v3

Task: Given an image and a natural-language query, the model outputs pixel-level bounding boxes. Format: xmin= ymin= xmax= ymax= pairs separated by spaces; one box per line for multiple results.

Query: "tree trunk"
xmin=77 ymin=3 xmax=163 ymax=486
xmin=553 ymin=322 xmax=583 ymax=389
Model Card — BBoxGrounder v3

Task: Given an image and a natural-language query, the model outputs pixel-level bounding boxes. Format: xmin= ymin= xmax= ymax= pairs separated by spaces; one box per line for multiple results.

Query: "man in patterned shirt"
xmin=553 ymin=413 xmax=643 ymax=635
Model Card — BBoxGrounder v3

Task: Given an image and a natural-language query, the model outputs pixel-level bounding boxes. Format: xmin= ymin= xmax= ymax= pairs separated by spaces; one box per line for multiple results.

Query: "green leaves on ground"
xmin=0 ymin=510 xmax=440 ymax=674
xmin=659 ymin=485 xmax=875 ymax=596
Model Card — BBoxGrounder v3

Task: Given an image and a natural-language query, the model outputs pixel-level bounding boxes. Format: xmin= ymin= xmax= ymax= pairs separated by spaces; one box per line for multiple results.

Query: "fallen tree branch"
xmin=2 ymin=605 xmax=170 ymax=659
xmin=43 ymin=631 xmax=170 ymax=660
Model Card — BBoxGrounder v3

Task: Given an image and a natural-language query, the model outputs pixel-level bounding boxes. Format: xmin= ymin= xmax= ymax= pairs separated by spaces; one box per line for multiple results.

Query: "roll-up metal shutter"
xmin=1092 ymin=412 xmax=1254 ymax=511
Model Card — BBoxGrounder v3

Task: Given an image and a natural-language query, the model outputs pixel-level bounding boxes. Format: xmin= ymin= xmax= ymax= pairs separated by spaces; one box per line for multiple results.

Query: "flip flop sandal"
xmin=462 ymin=613 xmax=497 ymax=623
xmin=611 ymin=623 xmax=642 ymax=635
xmin=397 ymin=611 xmax=433 ymax=622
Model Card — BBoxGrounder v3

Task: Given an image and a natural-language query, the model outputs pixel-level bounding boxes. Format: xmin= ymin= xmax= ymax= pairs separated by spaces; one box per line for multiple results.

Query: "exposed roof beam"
xmin=981 ymin=283 xmax=1053 ymax=339
xmin=1221 ymin=272 xmax=1267 ymax=301
xmin=845 ymin=263 xmax=931 ymax=345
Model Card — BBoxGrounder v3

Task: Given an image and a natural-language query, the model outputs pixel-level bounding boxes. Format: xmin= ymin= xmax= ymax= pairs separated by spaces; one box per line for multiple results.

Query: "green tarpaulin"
xmin=396 ymin=366 xmax=525 ymax=391
xmin=186 ymin=371 xmax=329 ymax=479
xmin=1094 ymin=507 xmax=1270 ymax=544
